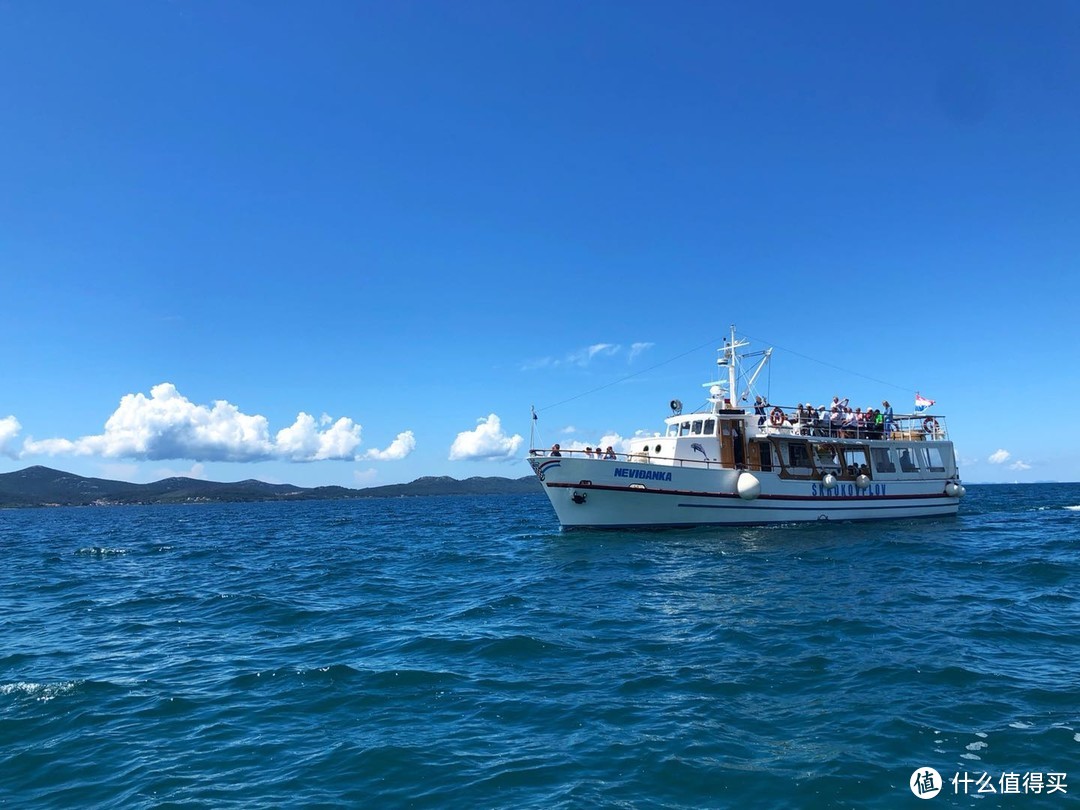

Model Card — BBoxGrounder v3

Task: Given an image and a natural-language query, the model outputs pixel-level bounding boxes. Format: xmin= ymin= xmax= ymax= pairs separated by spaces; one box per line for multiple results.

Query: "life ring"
xmin=769 ymin=408 xmax=784 ymax=427
xmin=923 ymin=417 xmax=939 ymax=434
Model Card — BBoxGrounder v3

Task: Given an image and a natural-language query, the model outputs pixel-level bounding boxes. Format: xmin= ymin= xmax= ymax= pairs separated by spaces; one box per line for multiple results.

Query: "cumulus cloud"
xmin=275 ymin=412 xmax=362 ymax=461
xmin=563 ymin=431 xmax=634 ymax=455
xmin=0 ymin=416 xmax=21 ymax=459
xmin=364 ymin=431 xmax=416 ymax=461
xmin=19 ymin=383 xmax=404 ymax=463
xmin=448 ymin=413 xmax=523 ymax=461
xmin=988 ymin=449 xmax=1011 ymax=464
xmin=1010 ymin=460 xmax=1032 ymax=471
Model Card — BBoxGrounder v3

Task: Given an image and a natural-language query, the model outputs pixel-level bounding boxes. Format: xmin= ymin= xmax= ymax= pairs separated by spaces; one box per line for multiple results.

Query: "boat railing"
xmin=528 ymin=448 xmax=733 ymax=471
xmin=755 ymin=406 xmax=949 ymax=441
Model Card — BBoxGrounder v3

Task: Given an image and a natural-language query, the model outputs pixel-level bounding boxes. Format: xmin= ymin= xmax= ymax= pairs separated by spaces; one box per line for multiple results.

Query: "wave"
xmin=1064 ymin=505 xmax=1080 ymax=511
xmin=0 ymin=680 xmax=81 ymax=702
xmin=73 ymin=546 xmax=129 ymax=556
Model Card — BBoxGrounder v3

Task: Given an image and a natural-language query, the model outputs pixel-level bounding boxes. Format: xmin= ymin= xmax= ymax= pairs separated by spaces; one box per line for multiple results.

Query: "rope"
xmin=741 ymin=332 xmax=914 ymax=394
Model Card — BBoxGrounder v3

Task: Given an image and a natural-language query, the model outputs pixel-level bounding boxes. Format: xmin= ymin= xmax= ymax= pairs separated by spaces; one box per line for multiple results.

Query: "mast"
xmin=727 ymin=323 xmax=738 ymax=402
xmin=704 ymin=325 xmax=771 ymax=410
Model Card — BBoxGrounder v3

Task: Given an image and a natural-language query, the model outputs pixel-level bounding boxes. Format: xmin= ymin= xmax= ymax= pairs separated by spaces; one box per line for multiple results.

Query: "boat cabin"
xmin=623 ymin=407 xmax=957 ymax=483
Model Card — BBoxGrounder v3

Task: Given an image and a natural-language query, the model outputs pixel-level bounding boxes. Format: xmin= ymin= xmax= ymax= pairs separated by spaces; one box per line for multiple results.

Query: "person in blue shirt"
xmin=754 ymin=395 xmax=767 ymax=426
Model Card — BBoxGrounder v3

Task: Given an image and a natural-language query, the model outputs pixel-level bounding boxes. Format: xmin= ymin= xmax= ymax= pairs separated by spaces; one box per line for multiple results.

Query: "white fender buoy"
xmin=958 ymin=485 xmax=966 ymax=497
xmin=822 ymin=473 xmax=837 ymax=490
xmin=945 ymin=483 xmax=960 ymax=497
xmin=855 ymin=474 xmax=870 ymax=490
xmin=736 ymin=472 xmax=761 ymax=500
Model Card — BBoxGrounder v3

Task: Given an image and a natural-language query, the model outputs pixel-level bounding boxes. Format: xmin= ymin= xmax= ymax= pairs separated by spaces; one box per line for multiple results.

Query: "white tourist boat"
xmin=528 ymin=327 xmax=964 ymax=529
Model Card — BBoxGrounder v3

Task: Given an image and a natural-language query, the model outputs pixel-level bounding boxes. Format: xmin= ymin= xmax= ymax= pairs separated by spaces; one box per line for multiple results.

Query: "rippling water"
xmin=2 ymin=485 xmax=1078 ymax=807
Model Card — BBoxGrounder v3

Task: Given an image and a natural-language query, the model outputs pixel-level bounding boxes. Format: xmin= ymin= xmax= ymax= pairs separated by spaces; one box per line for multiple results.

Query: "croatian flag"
xmin=914 ymin=393 xmax=935 ymax=413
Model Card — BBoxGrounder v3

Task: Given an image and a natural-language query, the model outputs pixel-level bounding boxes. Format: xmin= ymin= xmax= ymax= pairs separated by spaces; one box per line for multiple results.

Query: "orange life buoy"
xmin=769 ymin=408 xmax=784 ymax=427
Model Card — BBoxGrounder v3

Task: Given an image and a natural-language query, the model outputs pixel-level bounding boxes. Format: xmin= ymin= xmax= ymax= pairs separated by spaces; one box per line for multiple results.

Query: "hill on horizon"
xmin=0 ymin=466 xmax=541 ymax=508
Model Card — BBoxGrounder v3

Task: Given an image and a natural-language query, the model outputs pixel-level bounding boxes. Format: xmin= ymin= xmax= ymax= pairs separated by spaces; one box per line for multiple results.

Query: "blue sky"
xmin=2 ymin=1 xmax=1078 ymax=486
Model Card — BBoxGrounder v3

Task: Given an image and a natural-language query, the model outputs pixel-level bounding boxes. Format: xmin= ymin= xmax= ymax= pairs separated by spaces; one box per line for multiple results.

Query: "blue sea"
xmin=2 ymin=485 xmax=1077 ymax=808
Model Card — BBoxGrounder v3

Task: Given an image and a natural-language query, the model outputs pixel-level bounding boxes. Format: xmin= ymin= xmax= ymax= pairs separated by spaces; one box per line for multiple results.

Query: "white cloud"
xmin=524 ymin=340 xmax=653 ymax=370
xmin=1009 ymin=460 xmax=1032 ymax=471
xmin=587 ymin=343 xmax=619 ymax=360
xmin=152 ymin=463 xmax=207 ymax=480
xmin=988 ymin=449 xmax=1011 ymax=464
xmin=275 ymin=413 xmax=362 ymax=461
xmin=564 ymin=431 xmax=634 ymax=456
xmin=18 ymin=383 xmax=397 ymax=463
xmin=0 ymin=416 xmax=21 ymax=459
xmin=565 ymin=343 xmax=620 ymax=366
xmin=353 ymin=468 xmax=379 ymax=486
xmin=364 ymin=431 xmax=416 ymax=461
xmin=448 ymin=413 xmax=523 ymax=461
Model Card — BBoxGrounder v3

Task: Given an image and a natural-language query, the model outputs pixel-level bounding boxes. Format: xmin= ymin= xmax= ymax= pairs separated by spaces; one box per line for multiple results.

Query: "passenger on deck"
xmin=840 ymin=406 xmax=856 ymax=438
xmin=882 ymin=401 xmax=894 ymax=436
xmin=829 ymin=397 xmax=847 ymax=436
xmin=603 ymin=446 xmax=617 ymax=460
xmin=550 ymin=443 xmax=562 ymax=457
xmin=872 ymin=409 xmax=884 ymax=439
xmin=585 ymin=446 xmax=594 ymax=458
xmin=754 ymin=396 xmax=767 ymax=426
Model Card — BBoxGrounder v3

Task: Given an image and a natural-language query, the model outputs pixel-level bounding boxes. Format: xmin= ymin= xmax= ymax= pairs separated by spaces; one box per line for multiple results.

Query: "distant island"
xmin=0 ymin=466 xmax=543 ymax=508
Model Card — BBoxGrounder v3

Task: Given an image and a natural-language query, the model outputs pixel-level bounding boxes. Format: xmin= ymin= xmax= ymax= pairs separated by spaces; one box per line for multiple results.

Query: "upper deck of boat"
xmin=657 ymin=406 xmax=948 ymax=441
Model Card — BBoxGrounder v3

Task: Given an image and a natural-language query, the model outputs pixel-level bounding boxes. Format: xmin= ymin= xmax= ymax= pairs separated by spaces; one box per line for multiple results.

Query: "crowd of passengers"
xmin=547 ymin=443 xmax=617 ymax=459
xmin=755 ymin=396 xmax=895 ymax=439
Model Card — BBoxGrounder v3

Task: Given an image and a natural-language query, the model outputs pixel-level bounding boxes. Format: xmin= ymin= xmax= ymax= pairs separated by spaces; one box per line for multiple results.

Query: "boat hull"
xmin=529 ymin=456 xmax=959 ymax=529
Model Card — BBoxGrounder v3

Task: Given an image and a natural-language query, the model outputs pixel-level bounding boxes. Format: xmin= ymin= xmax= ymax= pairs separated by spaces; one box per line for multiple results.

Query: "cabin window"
xmin=898 ymin=446 xmax=920 ymax=472
xmin=691 ymin=420 xmax=703 ymax=435
xmin=925 ymin=446 xmax=947 ymax=472
xmin=814 ymin=443 xmax=840 ymax=470
xmin=780 ymin=441 xmax=815 ymax=478
xmin=667 ymin=424 xmax=678 ymax=437
xmin=787 ymin=443 xmax=811 ymax=468
xmin=679 ymin=421 xmax=691 ymax=436
xmin=704 ymin=419 xmax=715 ymax=436
xmin=842 ymin=447 xmax=870 ymax=477
xmin=871 ymin=447 xmax=896 ymax=473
